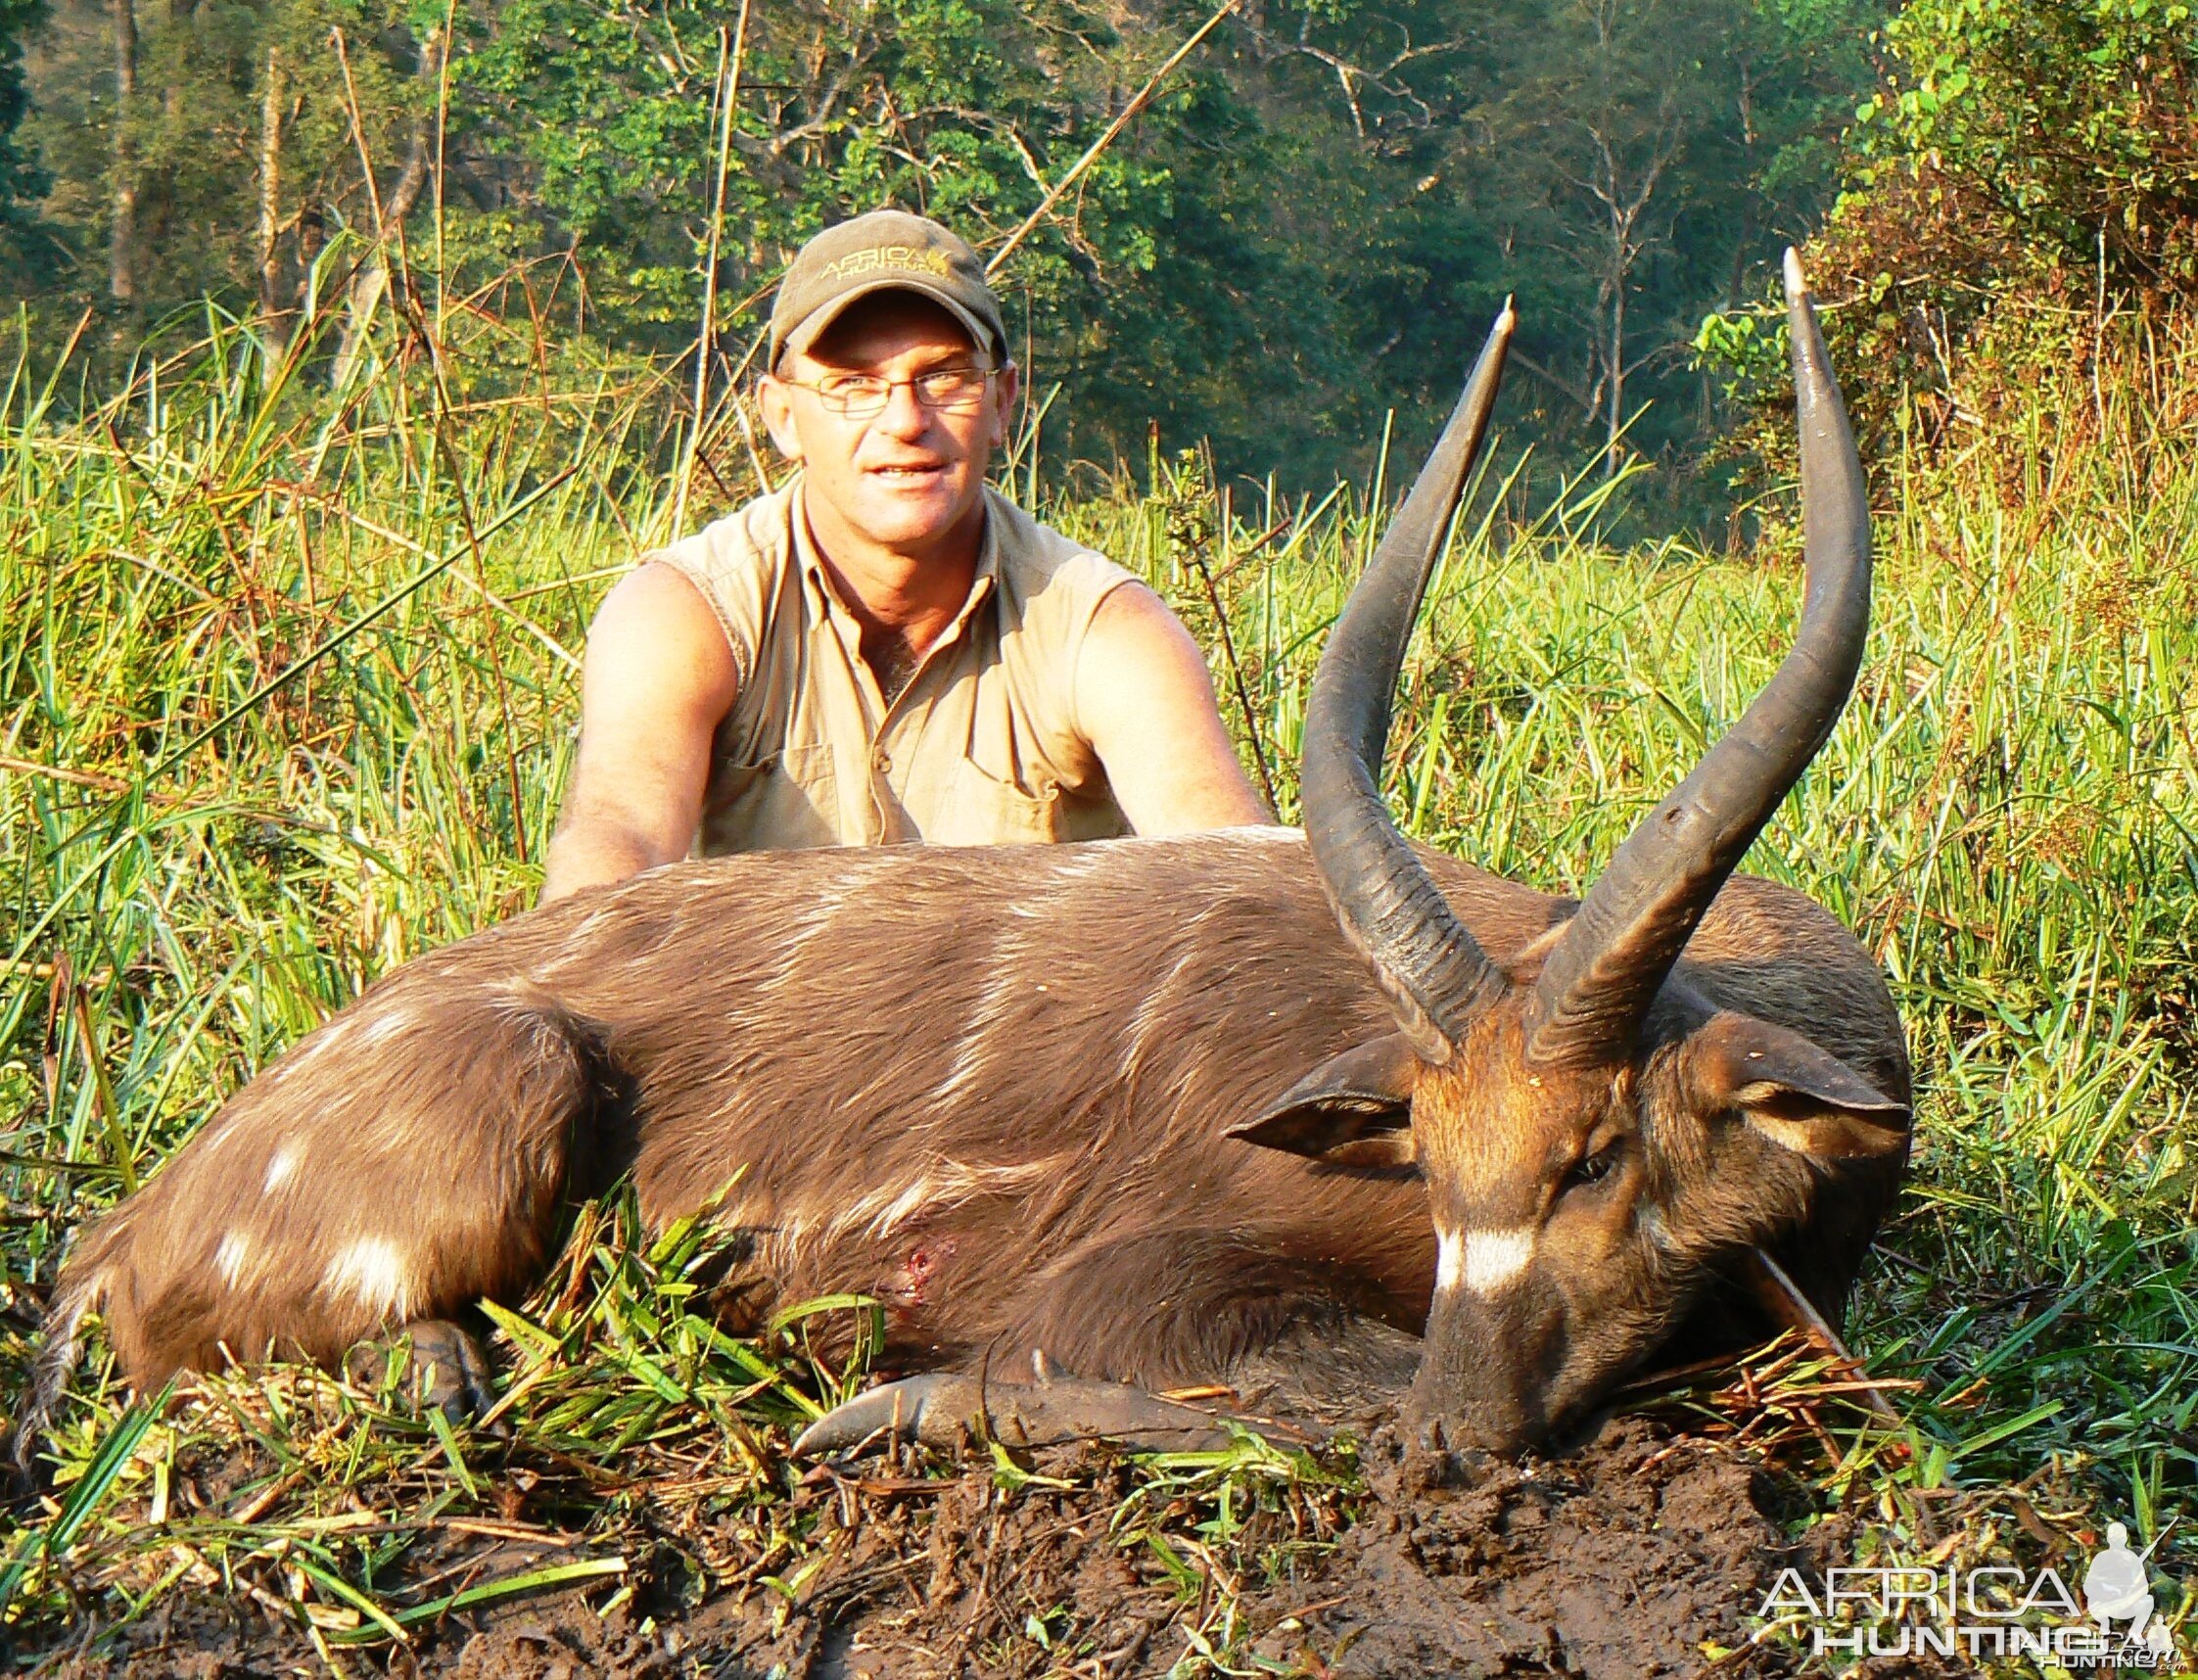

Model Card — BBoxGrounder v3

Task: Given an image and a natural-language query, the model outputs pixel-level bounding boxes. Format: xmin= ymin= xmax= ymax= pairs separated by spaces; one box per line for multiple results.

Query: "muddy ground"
xmin=21 ymin=1416 xmax=1951 ymax=1680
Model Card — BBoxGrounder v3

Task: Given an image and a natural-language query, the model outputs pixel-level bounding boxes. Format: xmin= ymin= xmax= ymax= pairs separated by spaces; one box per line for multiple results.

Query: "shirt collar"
xmin=789 ymin=478 xmax=1000 ymax=643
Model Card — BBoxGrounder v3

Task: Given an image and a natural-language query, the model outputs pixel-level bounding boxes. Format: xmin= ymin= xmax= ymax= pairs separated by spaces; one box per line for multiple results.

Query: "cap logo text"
xmin=818 ymin=246 xmax=956 ymax=283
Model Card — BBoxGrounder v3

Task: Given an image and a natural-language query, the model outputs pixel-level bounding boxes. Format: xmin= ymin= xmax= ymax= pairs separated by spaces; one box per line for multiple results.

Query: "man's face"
xmin=760 ymin=293 xmax=1019 ymax=564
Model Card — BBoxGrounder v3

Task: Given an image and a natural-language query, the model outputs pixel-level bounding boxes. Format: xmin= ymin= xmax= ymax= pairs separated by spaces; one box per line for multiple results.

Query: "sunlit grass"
xmin=1 ymin=284 xmax=2195 ymax=1666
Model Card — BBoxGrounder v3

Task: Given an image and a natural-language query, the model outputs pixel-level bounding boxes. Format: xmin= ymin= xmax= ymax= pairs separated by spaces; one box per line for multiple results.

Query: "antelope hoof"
xmin=790 ymin=1360 xmax=1242 ymax=1459
xmin=345 ymin=1319 xmax=505 ymax=1436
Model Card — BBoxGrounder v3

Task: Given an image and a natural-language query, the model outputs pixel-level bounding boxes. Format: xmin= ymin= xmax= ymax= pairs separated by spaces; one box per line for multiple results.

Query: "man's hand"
xmin=1074 ymin=583 xmax=1271 ymax=833
xmin=540 ymin=563 xmax=739 ymax=903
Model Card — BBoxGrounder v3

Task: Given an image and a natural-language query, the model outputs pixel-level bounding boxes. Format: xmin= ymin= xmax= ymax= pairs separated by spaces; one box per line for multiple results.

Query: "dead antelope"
xmin=22 ymin=253 xmax=1907 ymax=1464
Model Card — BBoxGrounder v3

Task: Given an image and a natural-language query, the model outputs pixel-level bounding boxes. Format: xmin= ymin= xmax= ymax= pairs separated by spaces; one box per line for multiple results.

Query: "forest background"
xmin=2 ymin=0 xmax=2187 ymax=525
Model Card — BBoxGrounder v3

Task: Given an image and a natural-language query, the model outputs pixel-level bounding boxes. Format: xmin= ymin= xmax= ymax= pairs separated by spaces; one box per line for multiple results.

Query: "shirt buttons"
xmin=872 ymin=747 xmax=892 ymax=774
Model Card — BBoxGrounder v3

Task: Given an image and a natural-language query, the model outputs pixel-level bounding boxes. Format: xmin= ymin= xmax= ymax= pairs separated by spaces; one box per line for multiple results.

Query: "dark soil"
xmin=20 ymin=1417 xmax=1956 ymax=1680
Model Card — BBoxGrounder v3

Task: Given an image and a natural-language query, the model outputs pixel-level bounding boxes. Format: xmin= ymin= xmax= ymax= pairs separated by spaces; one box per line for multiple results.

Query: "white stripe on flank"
xmin=856 ymin=1177 xmax=936 ymax=1239
xmin=1038 ymin=848 xmax=1110 ymax=884
xmin=213 ymin=1232 xmax=251 ymax=1285
xmin=264 ymin=1144 xmax=301 ymax=1193
xmin=933 ymin=960 xmax=1039 ymax=1104
xmin=818 ymin=1157 xmax=1067 ymax=1245
xmin=933 ymin=1036 xmax=993 ymax=1107
xmin=1435 ymin=1224 xmax=1537 ymax=1295
xmin=322 ymin=1237 xmax=413 ymax=1321
xmin=746 ymin=891 xmax=853 ymax=999
xmin=1125 ymin=942 xmax=1203 ymax=1062
xmin=357 ymin=1011 xmax=411 ymax=1047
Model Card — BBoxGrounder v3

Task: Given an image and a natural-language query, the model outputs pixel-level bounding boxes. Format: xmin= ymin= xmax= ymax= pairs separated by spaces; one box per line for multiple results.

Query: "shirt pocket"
xmin=933 ymin=758 xmax=1067 ymax=846
xmin=701 ymin=741 xmax=844 ymax=853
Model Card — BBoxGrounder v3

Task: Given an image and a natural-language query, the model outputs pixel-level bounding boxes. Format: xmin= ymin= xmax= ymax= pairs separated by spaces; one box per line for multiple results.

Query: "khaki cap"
xmin=769 ymin=210 xmax=1008 ymax=371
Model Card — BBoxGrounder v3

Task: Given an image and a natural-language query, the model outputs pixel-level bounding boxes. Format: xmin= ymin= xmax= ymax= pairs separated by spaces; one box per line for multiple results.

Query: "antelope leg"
xmin=344 ymin=1318 xmax=504 ymax=1434
xmin=790 ymin=1354 xmax=1264 ymax=1458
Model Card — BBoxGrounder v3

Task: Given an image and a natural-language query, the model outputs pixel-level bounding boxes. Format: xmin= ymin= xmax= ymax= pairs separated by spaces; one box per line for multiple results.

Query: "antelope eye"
xmin=1565 ymin=1146 xmax=1621 ymax=1190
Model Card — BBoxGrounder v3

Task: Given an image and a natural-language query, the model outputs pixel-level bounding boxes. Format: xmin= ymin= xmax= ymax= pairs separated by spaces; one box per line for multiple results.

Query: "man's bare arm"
xmin=539 ymin=563 xmax=740 ymax=903
xmin=1073 ymin=583 xmax=1272 ymax=833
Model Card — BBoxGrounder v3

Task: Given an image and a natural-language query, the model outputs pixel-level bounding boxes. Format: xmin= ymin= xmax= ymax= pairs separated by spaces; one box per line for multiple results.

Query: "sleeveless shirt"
xmin=640 ymin=482 xmax=1138 ymax=853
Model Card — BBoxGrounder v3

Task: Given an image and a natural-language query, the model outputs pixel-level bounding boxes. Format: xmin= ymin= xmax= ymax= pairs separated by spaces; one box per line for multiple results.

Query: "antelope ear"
xmin=1688 ymin=1012 xmax=1908 ymax=1161
xmin=1226 ymin=1033 xmax=1424 ymax=1168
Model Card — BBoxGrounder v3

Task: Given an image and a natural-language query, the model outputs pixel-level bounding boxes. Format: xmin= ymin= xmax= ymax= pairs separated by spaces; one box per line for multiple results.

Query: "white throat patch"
xmin=1435 ymin=1224 xmax=1538 ymax=1296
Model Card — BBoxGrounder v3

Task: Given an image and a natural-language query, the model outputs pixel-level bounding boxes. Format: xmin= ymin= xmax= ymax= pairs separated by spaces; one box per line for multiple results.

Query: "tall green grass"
xmin=1 ymin=290 xmax=2194 ymax=1660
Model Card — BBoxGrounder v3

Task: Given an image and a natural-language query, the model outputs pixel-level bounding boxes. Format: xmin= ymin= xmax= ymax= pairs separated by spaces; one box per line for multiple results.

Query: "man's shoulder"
xmin=631 ymin=483 xmax=802 ymax=682
xmin=985 ymin=487 xmax=1139 ymax=610
xmin=640 ymin=483 xmax=801 ymax=586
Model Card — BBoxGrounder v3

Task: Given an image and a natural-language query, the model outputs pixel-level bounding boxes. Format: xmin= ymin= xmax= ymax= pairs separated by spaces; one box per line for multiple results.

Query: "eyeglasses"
xmin=777 ymin=366 xmax=997 ymax=419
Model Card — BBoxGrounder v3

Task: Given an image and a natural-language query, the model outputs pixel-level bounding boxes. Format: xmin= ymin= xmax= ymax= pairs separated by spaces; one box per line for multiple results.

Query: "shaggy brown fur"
xmin=25 ymin=826 xmax=1906 ymax=1456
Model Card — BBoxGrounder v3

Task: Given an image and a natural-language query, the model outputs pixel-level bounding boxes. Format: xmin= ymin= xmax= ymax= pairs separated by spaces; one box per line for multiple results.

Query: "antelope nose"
xmin=1404 ymin=1390 xmax=1538 ymax=1458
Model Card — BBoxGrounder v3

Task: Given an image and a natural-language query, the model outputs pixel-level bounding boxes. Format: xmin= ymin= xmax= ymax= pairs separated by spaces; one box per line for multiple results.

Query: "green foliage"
xmin=13 ymin=0 xmax=432 ymax=314
xmin=1129 ymin=0 xmax=1889 ymax=515
xmin=1698 ymin=0 xmax=2198 ymax=509
xmin=0 ymin=0 xmax=45 ymax=231
xmin=1849 ymin=0 xmax=2198 ymax=297
xmin=0 ymin=0 xmax=1888 ymax=506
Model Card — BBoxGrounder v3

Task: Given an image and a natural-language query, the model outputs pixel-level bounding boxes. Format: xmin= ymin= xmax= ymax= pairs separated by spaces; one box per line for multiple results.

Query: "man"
xmin=541 ymin=210 xmax=1268 ymax=902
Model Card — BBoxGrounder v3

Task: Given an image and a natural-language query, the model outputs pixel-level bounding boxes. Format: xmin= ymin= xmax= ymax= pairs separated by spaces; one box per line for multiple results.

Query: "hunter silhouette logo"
xmin=2084 ymin=1522 xmax=2176 ymax=1660
xmin=1757 ymin=1516 xmax=2182 ymax=1665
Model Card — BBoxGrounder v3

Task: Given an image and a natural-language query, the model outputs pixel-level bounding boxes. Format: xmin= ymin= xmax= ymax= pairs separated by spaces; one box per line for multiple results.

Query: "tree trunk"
xmin=1606 ymin=278 xmax=1624 ymax=480
xmin=108 ymin=0 xmax=137 ymax=305
xmin=327 ymin=26 xmax=444 ymax=385
xmin=257 ymin=46 xmax=284 ymax=327
xmin=329 ymin=126 xmax=429 ymax=386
